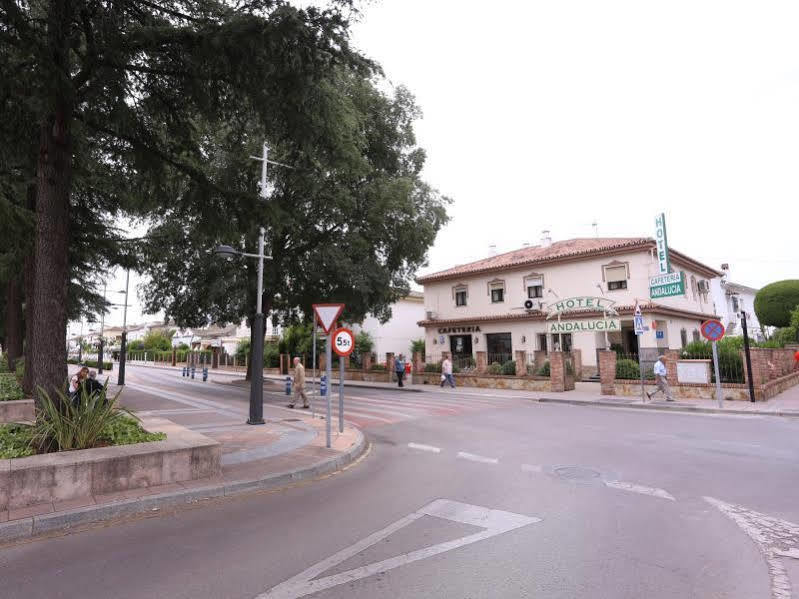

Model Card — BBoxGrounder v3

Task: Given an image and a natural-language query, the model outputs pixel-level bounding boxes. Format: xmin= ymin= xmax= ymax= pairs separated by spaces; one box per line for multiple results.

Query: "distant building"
xmin=352 ymin=291 xmax=426 ymax=360
xmin=710 ymin=264 xmax=765 ymax=341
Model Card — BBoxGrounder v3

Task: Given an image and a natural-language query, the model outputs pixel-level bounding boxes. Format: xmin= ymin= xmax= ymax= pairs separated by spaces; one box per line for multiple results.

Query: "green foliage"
xmin=487 ymin=362 xmax=503 ymax=375
xmin=32 ymin=385 xmax=126 ymax=453
xmin=100 ymin=416 xmax=166 ymax=446
xmin=140 ymin=330 xmax=174 ymax=352
xmin=279 ymin=323 xmax=322 ymax=359
xmin=263 ymin=343 xmax=280 ymax=368
xmin=0 ymin=425 xmax=35 ymax=459
xmin=0 ymin=355 xmax=9 ymax=373
xmin=128 ymin=340 xmax=145 ymax=351
xmin=0 ymin=374 xmax=24 ymax=401
xmin=754 ymin=280 xmax=799 ymax=327
xmin=410 ymin=339 xmax=426 ymax=360
xmin=177 ymin=343 xmax=190 ymax=351
xmin=235 ymin=339 xmax=251 ymax=362
xmin=355 ymin=331 xmax=375 ymax=354
xmin=501 ymin=360 xmax=517 ymax=375
xmin=67 ymin=358 xmax=113 ymax=370
xmin=610 ymin=343 xmax=625 ymax=356
xmin=370 ymin=363 xmax=387 ymax=371
xmin=536 ymin=361 xmax=551 ymax=376
xmin=616 ymin=359 xmax=640 ymax=380
xmin=424 ymin=363 xmax=442 ymax=373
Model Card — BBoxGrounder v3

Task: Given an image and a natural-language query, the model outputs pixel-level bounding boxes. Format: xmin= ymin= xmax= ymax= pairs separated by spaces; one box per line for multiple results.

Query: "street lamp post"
xmin=98 ymin=282 xmax=107 ymax=374
xmin=215 ymin=229 xmax=270 ymax=425
xmin=117 ymin=269 xmax=130 ymax=386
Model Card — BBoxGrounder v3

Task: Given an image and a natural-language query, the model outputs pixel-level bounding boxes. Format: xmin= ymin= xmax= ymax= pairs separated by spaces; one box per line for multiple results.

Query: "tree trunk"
xmin=4 ymin=274 xmax=24 ymax=371
xmin=30 ymin=0 xmax=74 ymax=401
xmin=22 ymin=185 xmax=37 ymax=395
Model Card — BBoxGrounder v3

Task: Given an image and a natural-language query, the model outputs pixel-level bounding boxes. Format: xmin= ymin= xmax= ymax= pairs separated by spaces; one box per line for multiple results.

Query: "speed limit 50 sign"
xmin=332 ymin=327 xmax=355 ymax=357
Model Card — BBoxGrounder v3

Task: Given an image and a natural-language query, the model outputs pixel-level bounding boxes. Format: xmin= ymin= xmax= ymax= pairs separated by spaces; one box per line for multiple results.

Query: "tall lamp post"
xmin=215 ymin=232 xmax=270 ymax=425
xmin=117 ymin=269 xmax=130 ymax=386
xmin=98 ymin=282 xmax=107 ymax=374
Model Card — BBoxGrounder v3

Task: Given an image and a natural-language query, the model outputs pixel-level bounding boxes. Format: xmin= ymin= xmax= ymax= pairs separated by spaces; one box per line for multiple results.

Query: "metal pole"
xmin=339 ymin=356 xmax=344 ymax=433
xmin=712 ymin=340 xmax=723 ymax=408
xmin=248 ymin=227 xmax=266 ymax=425
xmin=118 ymin=269 xmax=130 ymax=386
xmin=326 ymin=332 xmax=332 ymax=448
xmin=98 ymin=282 xmax=106 ymax=374
xmin=312 ymin=325 xmax=317 ymax=418
xmin=741 ymin=310 xmax=756 ymax=402
xmin=638 ymin=342 xmax=645 ymax=402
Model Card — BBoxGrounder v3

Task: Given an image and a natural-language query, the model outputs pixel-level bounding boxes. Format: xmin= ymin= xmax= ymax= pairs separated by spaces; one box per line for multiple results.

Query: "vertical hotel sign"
xmin=649 ymin=213 xmax=685 ymax=298
xmin=654 ymin=212 xmax=670 ymax=275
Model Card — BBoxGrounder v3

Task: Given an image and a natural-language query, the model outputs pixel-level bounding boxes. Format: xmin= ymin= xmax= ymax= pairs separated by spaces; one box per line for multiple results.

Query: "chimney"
xmin=541 ymin=230 xmax=552 ymax=248
xmin=721 ymin=263 xmax=730 ymax=281
xmin=522 ymin=242 xmax=530 ymax=248
xmin=488 ymin=244 xmax=497 ymax=257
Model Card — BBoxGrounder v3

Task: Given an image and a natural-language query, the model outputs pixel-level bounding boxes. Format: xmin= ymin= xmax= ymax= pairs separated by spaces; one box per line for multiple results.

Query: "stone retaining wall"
xmin=0 ymin=400 xmax=34 ymax=424
xmin=613 ymin=380 xmax=750 ymax=401
xmin=413 ymin=372 xmax=551 ymax=391
xmin=0 ymin=416 xmax=220 ymax=511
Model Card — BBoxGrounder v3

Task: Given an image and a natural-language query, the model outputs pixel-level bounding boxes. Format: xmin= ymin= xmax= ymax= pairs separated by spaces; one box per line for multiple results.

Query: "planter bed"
xmin=0 ymin=416 xmax=220 ymax=511
xmin=0 ymin=400 xmax=35 ymax=424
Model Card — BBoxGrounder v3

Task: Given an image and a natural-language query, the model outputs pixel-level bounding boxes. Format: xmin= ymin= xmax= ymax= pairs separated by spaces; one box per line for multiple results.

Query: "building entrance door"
xmin=449 ymin=335 xmax=473 ymax=359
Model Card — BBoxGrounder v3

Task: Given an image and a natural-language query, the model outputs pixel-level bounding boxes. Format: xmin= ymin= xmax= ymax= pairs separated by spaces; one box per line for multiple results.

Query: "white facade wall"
xmin=710 ymin=279 xmax=764 ymax=340
xmin=422 ymin=248 xmax=719 ymax=368
xmin=353 ymin=297 xmax=426 ymax=361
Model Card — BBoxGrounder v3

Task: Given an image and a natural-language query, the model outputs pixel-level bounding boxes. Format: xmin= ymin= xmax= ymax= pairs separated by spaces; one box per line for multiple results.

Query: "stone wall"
xmin=614 ymin=380 xmax=750 ymax=401
xmin=0 ymin=400 xmax=34 ymax=424
xmin=414 ymin=372 xmax=550 ymax=391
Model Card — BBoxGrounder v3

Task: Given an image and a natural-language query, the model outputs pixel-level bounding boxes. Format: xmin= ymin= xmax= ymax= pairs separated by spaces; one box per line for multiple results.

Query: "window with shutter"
xmin=604 ymin=265 xmax=628 ymax=291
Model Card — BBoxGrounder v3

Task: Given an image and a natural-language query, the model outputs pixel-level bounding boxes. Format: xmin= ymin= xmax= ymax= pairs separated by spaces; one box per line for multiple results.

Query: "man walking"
xmin=289 ymin=356 xmax=309 ymax=409
xmin=647 ymin=355 xmax=674 ymax=401
xmin=440 ymin=355 xmax=455 ymax=389
xmin=395 ymin=354 xmax=406 ymax=388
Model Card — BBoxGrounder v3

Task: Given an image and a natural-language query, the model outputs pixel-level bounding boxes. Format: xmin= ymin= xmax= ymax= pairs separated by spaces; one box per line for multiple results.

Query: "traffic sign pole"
xmin=326 ymin=330 xmax=332 ymax=448
xmin=634 ymin=303 xmax=645 ymax=402
xmin=712 ymin=340 xmax=723 ymax=409
xmin=339 ymin=358 xmax=344 ymax=433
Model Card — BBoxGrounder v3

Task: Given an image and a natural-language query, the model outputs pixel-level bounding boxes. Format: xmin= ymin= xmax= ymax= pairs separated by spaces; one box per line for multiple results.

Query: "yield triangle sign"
xmin=313 ymin=303 xmax=345 ymax=334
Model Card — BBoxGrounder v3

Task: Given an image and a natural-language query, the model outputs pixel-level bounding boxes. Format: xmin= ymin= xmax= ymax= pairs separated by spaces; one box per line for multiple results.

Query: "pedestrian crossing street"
xmin=261 ymin=386 xmax=522 ymax=429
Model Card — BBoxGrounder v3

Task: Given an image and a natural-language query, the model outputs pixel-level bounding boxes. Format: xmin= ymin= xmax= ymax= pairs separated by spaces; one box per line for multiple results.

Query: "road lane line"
xmin=457 ymin=451 xmax=498 ymax=464
xmin=604 ymin=480 xmax=675 ymax=501
xmin=407 ymin=443 xmax=441 ymax=453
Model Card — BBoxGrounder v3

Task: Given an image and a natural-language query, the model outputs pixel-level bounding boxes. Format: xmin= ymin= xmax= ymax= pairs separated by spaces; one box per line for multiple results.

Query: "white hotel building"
xmin=416 ymin=236 xmax=721 ymax=376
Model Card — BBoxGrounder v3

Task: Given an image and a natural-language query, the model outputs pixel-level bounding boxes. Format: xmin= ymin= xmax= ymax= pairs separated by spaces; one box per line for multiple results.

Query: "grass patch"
xmin=0 ymin=373 xmax=24 ymax=401
xmin=101 ymin=415 xmax=166 ymax=446
xmin=0 ymin=424 xmax=35 ymax=458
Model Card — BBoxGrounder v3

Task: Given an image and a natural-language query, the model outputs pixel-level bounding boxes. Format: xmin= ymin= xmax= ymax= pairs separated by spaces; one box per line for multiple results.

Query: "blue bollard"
xmin=202 ymin=368 xmax=208 ymax=382
xmin=182 ymin=366 xmax=187 ymax=377
xmin=191 ymin=366 xmax=195 ymax=379
xmin=320 ymin=374 xmax=327 ymax=397
xmin=285 ymin=376 xmax=292 ymax=395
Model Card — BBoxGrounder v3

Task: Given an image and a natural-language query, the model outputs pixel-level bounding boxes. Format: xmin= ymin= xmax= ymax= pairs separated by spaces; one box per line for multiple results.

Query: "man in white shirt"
xmin=647 ymin=356 xmax=674 ymax=401
xmin=440 ymin=356 xmax=455 ymax=389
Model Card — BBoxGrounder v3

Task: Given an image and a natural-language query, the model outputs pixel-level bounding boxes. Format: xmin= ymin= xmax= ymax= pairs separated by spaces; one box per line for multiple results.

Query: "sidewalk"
xmin=536 ymin=382 xmax=799 ymax=417
xmin=1 ymin=378 xmax=366 ymax=545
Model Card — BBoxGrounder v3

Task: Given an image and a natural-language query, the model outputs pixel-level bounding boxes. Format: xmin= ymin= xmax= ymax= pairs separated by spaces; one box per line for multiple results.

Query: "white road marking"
xmin=135 ymin=408 xmax=217 ymax=416
xmin=256 ymin=499 xmax=541 ymax=599
xmin=705 ymin=496 xmax=799 ymax=599
xmin=407 ymin=443 xmax=441 ymax=453
xmin=457 ymin=451 xmax=498 ymax=464
xmin=604 ymin=480 xmax=675 ymax=501
xmin=521 ymin=464 xmax=543 ymax=473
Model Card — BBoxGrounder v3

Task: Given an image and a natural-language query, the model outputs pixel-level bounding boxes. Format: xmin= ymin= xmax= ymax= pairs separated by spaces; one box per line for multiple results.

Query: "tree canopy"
xmin=754 ymin=280 xmax=799 ymax=328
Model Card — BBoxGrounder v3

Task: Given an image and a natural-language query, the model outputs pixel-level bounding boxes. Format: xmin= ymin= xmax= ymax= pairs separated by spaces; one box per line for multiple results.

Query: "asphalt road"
xmin=3 ymin=365 xmax=799 ymax=598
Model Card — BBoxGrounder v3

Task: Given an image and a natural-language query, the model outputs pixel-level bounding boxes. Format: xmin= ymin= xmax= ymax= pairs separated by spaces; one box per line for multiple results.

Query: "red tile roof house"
xmin=416 ymin=236 xmax=721 ymax=378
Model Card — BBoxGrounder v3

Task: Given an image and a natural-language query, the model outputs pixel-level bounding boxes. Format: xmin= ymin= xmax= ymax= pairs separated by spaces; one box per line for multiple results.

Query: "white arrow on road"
xmin=256 ymin=499 xmax=541 ymax=599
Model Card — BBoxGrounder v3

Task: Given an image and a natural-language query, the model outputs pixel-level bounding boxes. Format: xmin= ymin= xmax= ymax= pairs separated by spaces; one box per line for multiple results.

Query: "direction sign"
xmin=701 ymin=319 xmax=725 ymax=342
xmin=313 ymin=303 xmax=345 ymax=334
xmin=332 ymin=327 xmax=355 ymax=357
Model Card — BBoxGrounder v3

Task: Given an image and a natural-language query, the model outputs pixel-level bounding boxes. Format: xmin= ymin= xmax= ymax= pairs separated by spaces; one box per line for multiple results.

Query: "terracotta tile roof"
xmin=416 ymin=238 xmax=652 ymax=283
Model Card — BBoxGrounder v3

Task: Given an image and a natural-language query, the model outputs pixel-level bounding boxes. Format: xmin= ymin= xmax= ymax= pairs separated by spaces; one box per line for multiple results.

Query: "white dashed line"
xmin=457 ymin=451 xmax=498 ymax=464
xmin=407 ymin=443 xmax=441 ymax=453
xmin=604 ymin=480 xmax=675 ymax=501
xmin=521 ymin=464 xmax=543 ymax=473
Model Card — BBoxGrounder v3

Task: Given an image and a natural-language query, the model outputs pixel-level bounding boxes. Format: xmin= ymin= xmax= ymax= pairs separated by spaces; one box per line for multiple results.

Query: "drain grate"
xmin=554 ymin=466 xmax=601 ymax=481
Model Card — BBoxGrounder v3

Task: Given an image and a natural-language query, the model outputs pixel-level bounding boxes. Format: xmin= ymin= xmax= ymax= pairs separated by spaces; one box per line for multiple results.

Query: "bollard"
xmin=285 ymin=376 xmax=292 ymax=395
xmin=191 ymin=366 xmax=195 ymax=379
xmin=182 ymin=366 xmax=186 ymax=377
xmin=202 ymin=367 xmax=208 ymax=382
xmin=320 ymin=374 xmax=327 ymax=397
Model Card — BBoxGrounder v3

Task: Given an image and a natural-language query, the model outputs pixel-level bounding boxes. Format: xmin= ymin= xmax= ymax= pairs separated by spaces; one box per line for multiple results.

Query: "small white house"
xmin=352 ymin=292 xmax=426 ymax=361
xmin=710 ymin=264 xmax=765 ymax=341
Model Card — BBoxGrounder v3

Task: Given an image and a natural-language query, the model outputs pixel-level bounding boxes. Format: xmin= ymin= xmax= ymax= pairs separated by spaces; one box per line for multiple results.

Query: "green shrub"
xmin=424 ymin=362 xmax=442 ymax=373
xmin=67 ymin=358 xmax=113 ymax=370
xmin=263 ymin=343 xmax=280 ymax=368
xmin=100 ymin=415 xmax=166 ymax=446
xmin=409 ymin=339 xmax=426 ymax=360
xmin=0 ymin=374 xmax=24 ymax=401
xmin=616 ymin=359 xmax=640 ymax=380
xmin=0 ymin=424 xmax=35 ymax=459
xmin=487 ymin=362 xmax=503 ymax=375
xmin=536 ymin=361 xmax=550 ymax=376
xmin=370 ymin=363 xmax=387 ymax=371
xmin=754 ymin=280 xmax=799 ymax=328
xmin=0 ymin=355 xmax=9 ymax=373
xmin=501 ymin=360 xmax=517 ymax=375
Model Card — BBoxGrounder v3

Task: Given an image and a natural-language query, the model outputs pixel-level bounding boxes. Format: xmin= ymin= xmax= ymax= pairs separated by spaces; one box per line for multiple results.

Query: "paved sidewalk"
xmin=1 ymin=374 xmax=365 ymax=544
xmin=536 ymin=382 xmax=799 ymax=417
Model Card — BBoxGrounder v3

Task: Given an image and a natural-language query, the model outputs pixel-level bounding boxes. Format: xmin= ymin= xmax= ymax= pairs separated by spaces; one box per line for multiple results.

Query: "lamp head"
xmin=215 ymin=245 xmax=238 ymax=258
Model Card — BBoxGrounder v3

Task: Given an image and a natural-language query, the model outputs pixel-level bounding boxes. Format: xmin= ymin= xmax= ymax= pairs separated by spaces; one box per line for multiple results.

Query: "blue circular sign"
xmin=701 ymin=320 xmax=725 ymax=342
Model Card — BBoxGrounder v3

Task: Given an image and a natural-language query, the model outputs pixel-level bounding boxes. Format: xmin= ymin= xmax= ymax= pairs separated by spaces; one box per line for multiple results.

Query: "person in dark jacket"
xmin=395 ymin=354 xmax=406 ymax=387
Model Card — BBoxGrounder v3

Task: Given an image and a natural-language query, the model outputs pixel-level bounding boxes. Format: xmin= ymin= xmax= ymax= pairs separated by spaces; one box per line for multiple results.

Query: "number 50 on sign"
xmin=332 ymin=328 xmax=355 ymax=357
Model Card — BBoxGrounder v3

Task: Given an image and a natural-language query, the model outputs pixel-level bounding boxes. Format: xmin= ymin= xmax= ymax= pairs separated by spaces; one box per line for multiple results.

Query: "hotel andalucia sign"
xmin=649 ymin=213 xmax=685 ymax=299
xmin=546 ymin=296 xmax=621 ymax=334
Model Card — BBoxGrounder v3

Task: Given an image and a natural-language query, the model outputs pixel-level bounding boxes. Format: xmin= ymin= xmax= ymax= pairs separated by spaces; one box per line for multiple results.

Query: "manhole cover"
xmin=554 ymin=466 xmax=601 ymax=481
xmin=283 ymin=418 xmax=301 ymax=422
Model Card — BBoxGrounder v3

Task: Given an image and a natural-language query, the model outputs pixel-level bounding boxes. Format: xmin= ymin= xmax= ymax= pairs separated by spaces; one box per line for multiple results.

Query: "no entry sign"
xmin=332 ymin=327 xmax=355 ymax=357
xmin=701 ymin=319 xmax=725 ymax=342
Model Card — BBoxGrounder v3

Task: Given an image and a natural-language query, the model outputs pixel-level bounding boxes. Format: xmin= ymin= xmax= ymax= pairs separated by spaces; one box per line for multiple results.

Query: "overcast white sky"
xmin=72 ymin=0 xmax=799 ymax=333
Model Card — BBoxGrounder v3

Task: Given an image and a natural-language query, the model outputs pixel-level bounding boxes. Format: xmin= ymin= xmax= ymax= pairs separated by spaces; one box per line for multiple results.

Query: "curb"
xmin=0 ymin=428 xmax=367 ymax=546
xmin=536 ymin=397 xmax=799 ymax=418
